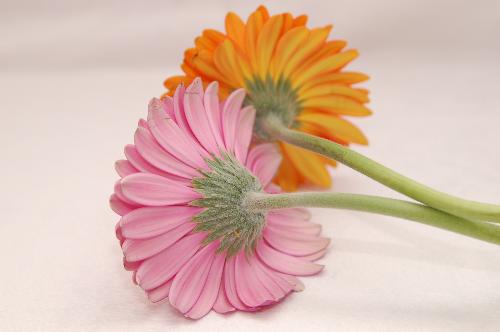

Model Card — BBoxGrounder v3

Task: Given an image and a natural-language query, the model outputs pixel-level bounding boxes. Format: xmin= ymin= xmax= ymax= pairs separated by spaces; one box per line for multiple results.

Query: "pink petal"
xmin=134 ymin=127 xmax=198 ymax=179
xmin=115 ymin=222 xmax=124 ymax=244
xmin=270 ymin=208 xmax=312 ymax=221
xmin=183 ymin=78 xmax=219 ymax=153
xmin=203 ymin=82 xmax=225 ymax=150
xmin=138 ymin=119 xmax=148 ymax=128
xmin=186 ymin=253 xmax=225 ymax=319
xmin=169 ymin=242 xmax=217 ymax=315
xmin=223 ymin=256 xmax=252 ymax=311
xmin=123 ymin=257 xmax=141 ymax=271
xmin=136 ymin=232 xmax=205 ymax=290
xmin=253 ymin=257 xmax=294 ymax=300
xmin=172 ymin=85 xmax=190 ymax=134
xmin=125 ymin=144 xmax=169 ymax=176
xmin=267 ymin=222 xmax=322 ymax=237
xmin=174 ymin=85 xmax=210 ymax=158
xmin=109 ymin=194 xmax=135 ymax=216
xmin=120 ymin=205 xmax=201 ymax=239
xmin=302 ymin=249 xmax=327 ymax=262
xmin=221 ymin=89 xmax=246 ymax=152
xmin=234 ymin=106 xmax=256 ymax=164
xmin=114 ymin=181 xmax=140 ymax=206
xmin=147 ymin=278 xmax=173 ymax=303
xmin=264 ymin=183 xmax=282 ymax=194
xmin=147 ymin=98 xmax=206 ymax=169
xmin=161 ymin=96 xmax=175 ymax=118
xmin=267 ymin=222 xmax=323 ymax=240
xmin=122 ymin=222 xmax=196 ymax=262
xmin=263 ymin=227 xmax=330 ymax=257
xmin=120 ymin=173 xmax=199 ymax=206
xmin=115 ymin=160 xmax=139 ymax=177
xmin=256 ymin=240 xmax=324 ymax=276
xmin=277 ymin=273 xmax=305 ymax=292
xmin=213 ymin=281 xmax=235 ymax=314
xmin=235 ymin=252 xmax=275 ymax=308
xmin=124 ymin=144 xmax=190 ymax=185
xmin=246 ymin=143 xmax=281 ymax=186
xmin=266 ymin=212 xmax=319 ymax=233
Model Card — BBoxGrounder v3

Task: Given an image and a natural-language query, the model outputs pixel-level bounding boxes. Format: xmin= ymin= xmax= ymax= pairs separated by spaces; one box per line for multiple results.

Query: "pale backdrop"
xmin=1 ymin=1 xmax=499 ymax=331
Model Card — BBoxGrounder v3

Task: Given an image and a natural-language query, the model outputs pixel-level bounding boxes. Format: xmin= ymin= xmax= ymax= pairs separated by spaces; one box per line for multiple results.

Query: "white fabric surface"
xmin=1 ymin=1 xmax=499 ymax=331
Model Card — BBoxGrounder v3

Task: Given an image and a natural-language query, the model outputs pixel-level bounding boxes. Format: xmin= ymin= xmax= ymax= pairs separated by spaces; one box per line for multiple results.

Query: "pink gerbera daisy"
xmin=110 ymin=78 xmax=329 ymax=319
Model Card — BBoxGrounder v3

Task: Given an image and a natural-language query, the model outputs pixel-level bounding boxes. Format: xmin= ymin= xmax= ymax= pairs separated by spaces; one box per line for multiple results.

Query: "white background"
xmin=1 ymin=1 xmax=500 ymax=331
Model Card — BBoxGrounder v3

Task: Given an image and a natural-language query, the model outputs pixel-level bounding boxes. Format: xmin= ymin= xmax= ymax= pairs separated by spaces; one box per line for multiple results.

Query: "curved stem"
xmin=263 ymin=117 xmax=500 ymax=223
xmin=245 ymin=192 xmax=500 ymax=246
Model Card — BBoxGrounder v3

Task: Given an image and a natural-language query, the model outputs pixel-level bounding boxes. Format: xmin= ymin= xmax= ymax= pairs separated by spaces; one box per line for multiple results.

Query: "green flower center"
xmin=191 ymin=153 xmax=265 ymax=256
xmin=245 ymin=76 xmax=302 ymax=139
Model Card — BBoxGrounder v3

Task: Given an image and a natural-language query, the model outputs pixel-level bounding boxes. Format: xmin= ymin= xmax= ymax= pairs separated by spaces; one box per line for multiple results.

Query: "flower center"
xmin=191 ymin=153 xmax=265 ymax=256
xmin=245 ymin=76 xmax=302 ymax=140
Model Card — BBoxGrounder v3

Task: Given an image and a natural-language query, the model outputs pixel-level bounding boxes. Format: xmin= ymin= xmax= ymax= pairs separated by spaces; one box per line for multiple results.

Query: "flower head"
xmin=110 ymin=79 xmax=329 ymax=319
xmin=164 ymin=5 xmax=371 ymax=191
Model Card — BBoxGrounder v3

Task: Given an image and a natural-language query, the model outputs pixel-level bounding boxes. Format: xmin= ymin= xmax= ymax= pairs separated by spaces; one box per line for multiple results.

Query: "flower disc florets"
xmin=192 ymin=153 xmax=265 ymax=256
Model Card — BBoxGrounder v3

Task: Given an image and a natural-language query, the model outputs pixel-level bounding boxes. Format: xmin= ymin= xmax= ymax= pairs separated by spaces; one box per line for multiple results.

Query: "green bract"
xmin=245 ymin=76 xmax=301 ymax=140
xmin=191 ymin=153 xmax=265 ymax=256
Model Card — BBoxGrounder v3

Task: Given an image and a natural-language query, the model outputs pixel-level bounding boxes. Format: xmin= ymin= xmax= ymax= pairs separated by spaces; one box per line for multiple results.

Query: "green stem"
xmin=263 ymin=117 xmax=500 ymax=223
xmin=245 ymin=192 xmax=500 ymax=246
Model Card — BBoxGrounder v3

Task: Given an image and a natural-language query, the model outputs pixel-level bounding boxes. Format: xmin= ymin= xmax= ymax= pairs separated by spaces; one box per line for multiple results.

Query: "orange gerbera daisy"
xmin=163 ymin=5 xmax=371 ymax=191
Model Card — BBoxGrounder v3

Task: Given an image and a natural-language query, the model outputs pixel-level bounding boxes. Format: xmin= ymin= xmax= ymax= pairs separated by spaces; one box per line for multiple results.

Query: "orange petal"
xmin=180 ymin=63 xmax=199 ymax=78
xmin=271 ymin=27 xmax=309 ymax=79
xmin=203 ymin=29 xmax=226 ymax=44
xmin=281 ymin=13 xmax=294 ymax=34
xmin=183 ymin=48 xmax=198 ymax=64
xmin=282 ymin=26 xmax=332 ymax=79
xmin=292 ymin=15 xmax=308 ymax=27
xmin=192 ymin=50 xmax=228 ymax=84
xmin=299 ymin=121 xmax=350 ymax=146
xmin=274 ymin=151 xmax=300 ymax=192
xmin=195 ymin=35 xmax=217 ymax=52
xmin=219 ymin=86 xmax=230 ymax=99
xmin=245 ymin=10 xmax=265 ymax=73
xmin=257 ymin=5 xmax=270 ymax=21
xmin=317 ymin=40 xmax=346 ymax=57
xmin=301 ymin=71 xmax=370 ymax=91
xmin=164 ymin=76 xmax=190 ymax=91
xmin=296 ymin=40 xmax=346 ymax=74
xmin=213 ymin=40 xmax=245 ymax=86
xmin=356 ymin=88 xmax=369 ymax=95
xmin=292 ymin=49 xmax=359 ymax=88
xmin=225 ymin=12 xmax=246 ymax=50
xmin=299 ymin=85 xmax=370 ymax=103
xmin=281 ymin=142 xmax=332 ymax=188
xmin=301 ymin=95 xmax=372 ymax=116
xmin=235 ymin=52 xmax=252 ymax=81
xmin=256 ymin=15 xmax=284 ymax=79
xmin=298 ymin=112 xmax=369 ymax=145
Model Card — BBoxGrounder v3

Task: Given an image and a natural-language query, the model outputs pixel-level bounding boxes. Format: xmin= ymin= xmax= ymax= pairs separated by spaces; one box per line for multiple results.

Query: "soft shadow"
xmin=331 ymin=237 xmax=500 ymax=271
